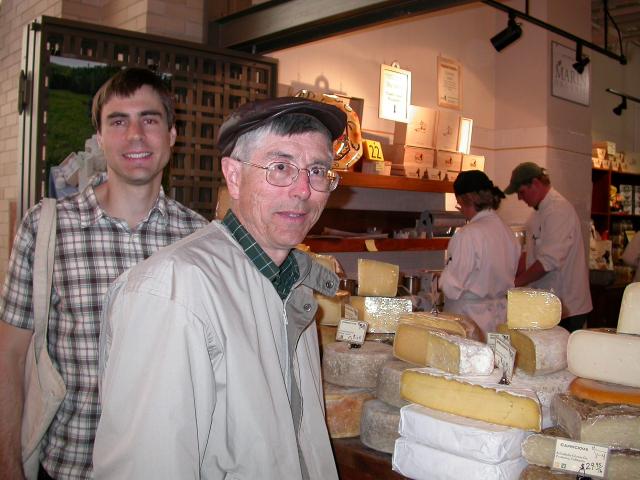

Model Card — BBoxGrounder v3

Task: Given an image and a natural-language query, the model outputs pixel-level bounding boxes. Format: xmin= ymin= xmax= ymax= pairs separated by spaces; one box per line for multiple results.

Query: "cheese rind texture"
xmin=399 ymin=311 xmax=483 ymax=342
xmin=569 ymin=377 xmax=640 ymax=407
xmin=497 ymin=324 xmax=569 ymax=376
xmin=398 ymin=404 xmax=531 ymax=464
xmin=522 ymin=426 xmax=640 ymax=480
xmin=376 ymin=360 xmax=411 ymax=408
xmin=551 ymin=394 xmax=640 ymax=450
xmin=519 ymin=465 xmax=581 ymax=479
xmin=357 ymin=259 xmax=399 ymax=297
xmin=359 ymin=399 xmax=400 ymax=454
xmin=617 ymin=281 xmax=640 ymax=335
xmin=400 ymin=368 xmax=542 ymax=431
xmin=567 ymin=329 xmax=640 ymax=388
xmin=323 ymin=383 xmax=375 ymax=438
xmin=349 ymin=296 xmax=412 ymax=333
xmin=322 ymin=341 xmax=394 ymax=388
xmin=392 ymin=437 xmax=528 ymax=480
xmin=507 ymin=288 xmax=561 ymax=329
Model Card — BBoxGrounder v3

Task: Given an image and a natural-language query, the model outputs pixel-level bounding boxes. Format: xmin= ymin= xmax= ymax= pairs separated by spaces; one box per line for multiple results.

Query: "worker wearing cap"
xmin=439 ymin=170 xmax=520 ymax=338
xmin=505 ymin=162 xmax=592 ymax=332
xmin=93 ymin=97 xmax=346 ymax=479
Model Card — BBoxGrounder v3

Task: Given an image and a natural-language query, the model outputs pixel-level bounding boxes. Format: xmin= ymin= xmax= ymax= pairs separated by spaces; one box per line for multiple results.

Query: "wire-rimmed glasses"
xmin=232 ymin=158 xmax=340 ymax=192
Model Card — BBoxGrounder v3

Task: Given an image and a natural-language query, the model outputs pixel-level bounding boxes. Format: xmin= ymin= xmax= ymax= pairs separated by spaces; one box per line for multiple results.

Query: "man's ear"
xmin=221 ymin=157 xmax=241 ymax=200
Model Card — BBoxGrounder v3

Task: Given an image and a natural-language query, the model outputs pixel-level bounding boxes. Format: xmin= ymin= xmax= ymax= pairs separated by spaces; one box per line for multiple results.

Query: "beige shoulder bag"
xmin=21 ymin=198 xmax=66 ymax=480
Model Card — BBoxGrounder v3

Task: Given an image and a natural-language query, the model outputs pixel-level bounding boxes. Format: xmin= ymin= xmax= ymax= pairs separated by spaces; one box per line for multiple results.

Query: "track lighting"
xmin=613 ymin=97 xmax=627 ymax=116
xmin=572 ymin=43 xmax=590 ymax=74
xmin=490 ymin=14 xmax=522 ymax=52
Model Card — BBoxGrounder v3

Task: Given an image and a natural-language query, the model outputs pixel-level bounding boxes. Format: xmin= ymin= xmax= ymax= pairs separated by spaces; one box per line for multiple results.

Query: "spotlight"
xmin=572 ymin=43 xmax=590 ymax=74
xmin=613 ymin=97 xmax=627 ymax=116
xmin=491 ymin=14 xmax=522 ymax=52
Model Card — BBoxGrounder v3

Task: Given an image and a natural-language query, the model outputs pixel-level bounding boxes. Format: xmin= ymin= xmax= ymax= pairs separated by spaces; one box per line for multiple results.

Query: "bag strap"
xmin=32 ymin=198 xmax=57 ymax=357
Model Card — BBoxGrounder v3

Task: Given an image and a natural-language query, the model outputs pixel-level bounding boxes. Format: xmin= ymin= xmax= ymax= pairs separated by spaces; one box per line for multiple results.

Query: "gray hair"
xmin=458 ymin=189 xmax=503 ymax=211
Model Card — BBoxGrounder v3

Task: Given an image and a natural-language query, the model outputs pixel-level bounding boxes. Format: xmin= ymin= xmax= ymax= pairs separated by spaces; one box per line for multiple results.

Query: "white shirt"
xmin=440 ymin=209 xmax=521 ymax=336
xmin=526 ymin=188 xmax=593 ymax=317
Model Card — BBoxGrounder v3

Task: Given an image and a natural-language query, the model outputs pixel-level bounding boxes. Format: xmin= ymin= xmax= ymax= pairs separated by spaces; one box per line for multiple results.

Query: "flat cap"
xmin=504 ymin=162 xmax=546 ymax=194
xmin=216 ymin=97 xmax=347 ymax=157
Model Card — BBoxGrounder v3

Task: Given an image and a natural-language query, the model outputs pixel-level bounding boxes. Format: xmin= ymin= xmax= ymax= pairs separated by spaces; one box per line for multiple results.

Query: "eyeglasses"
xmin=232 ymin=158 xmax=340 ymax=192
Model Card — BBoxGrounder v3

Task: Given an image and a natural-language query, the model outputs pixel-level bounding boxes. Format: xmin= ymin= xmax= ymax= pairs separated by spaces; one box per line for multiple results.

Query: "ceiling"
xmin=591 ymin=0 xmax=640 ymax=49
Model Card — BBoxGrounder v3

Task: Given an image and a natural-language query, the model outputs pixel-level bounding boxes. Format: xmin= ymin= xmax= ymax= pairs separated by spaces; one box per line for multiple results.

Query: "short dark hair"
xmin=91 ymin=67 xmax=175 ymax=132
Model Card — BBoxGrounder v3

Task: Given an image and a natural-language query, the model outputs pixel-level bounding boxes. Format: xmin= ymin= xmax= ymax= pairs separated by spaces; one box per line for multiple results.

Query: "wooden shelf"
xmin=338 ymin=171 xmax=454 ymax=193
xmin=304 ymin=237 xmax=449 ymax=252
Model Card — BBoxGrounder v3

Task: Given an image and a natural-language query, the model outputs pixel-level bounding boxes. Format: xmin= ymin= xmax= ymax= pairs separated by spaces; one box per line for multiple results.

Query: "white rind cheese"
xmin=497 ymin=325 xmax=569 ymax=376
xmin=376 ymin=360 xmax=412 ymax=408
xmin=359 ymin=399 xmax=401 ymax=454
xmin=567 ymin=329 xmax=640 ymax=388
xmin=392 ymin=437 xmax=528 ymax=480
xmin=322 ymin=341 xmax=394 ymax=388
xmin=398 ymin=404 xmax=531 ymax=464
xmin=357 ymin=259 xmax=399 ymax=297
xmin=617 ymin=281 xmax=640 ymax=335
xmin=507 ymin=288 xmax=561 ymax=329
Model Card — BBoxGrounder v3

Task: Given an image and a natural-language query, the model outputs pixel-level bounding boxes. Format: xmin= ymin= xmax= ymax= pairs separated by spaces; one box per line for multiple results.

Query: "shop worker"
xmin=92 ymin=97 xmax=346 ymax=479
xmin=0 ymin=67 xmax=208 ymax=480
xmin=439 ymin=170 xmax=520 ymax=338
xmin=505 ymin=162 xmax=592 ymax=332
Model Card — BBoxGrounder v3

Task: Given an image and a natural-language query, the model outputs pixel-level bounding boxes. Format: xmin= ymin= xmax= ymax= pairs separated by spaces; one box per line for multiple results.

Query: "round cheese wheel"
xmin=359 ymin=399 xmax=401 ymax=454
xmin=322 ymin=341 xmax=394 ymax=388
xmin=324 ymin=383 xmax=375 ymax=438
xmin=569 ymin=377 xmax=640 ymax=407
xmin=376 ymin=359 xmax=412 ymax=408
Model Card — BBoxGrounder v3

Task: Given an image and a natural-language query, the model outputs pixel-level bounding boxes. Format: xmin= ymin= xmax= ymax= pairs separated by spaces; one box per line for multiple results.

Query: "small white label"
xmin=494 ymin=336 xmax=516 ymax=383
xmin=487 ymin=333 xmax=510 ymax=352
xmin=552 ymin=439 xmax=609 ymax=478
xmin=343 ymin=304 xmax=359 ymax=320
xmin=336 ymin=319 xmax=368 ymax=345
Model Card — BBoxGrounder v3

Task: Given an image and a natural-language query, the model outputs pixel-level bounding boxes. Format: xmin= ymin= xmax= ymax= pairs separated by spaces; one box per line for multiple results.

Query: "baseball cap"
xmin=216 ymin=97 xmax=347 ymax=157
xmin=504 ymin=162 xmax=546 ymax=194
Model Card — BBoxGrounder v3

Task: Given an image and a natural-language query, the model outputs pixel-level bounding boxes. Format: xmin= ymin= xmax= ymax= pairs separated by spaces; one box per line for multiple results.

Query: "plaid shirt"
xmin=0 ymin=174 xmax=208 ymax=479
xmin=222 ymin=210 xmax=299 ymax=299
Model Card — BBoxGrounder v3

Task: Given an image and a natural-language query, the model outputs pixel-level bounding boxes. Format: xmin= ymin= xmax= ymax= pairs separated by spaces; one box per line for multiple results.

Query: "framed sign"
xmin=551 ymin=41 xmax=590 ymax=106
xmin=379 ymin=63 xmax=411 ymax=122
xmin=437 ymin=56 xmax=462 ymax=110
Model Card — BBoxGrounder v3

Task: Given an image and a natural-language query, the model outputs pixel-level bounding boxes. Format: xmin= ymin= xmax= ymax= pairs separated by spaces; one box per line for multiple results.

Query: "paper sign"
xmin=487 ymin=333 xmax=510 ymax=352
xmin=343 ymin=304 xmax=359 ymax=320
xmin=494 ymin=336 xmax=516 ymax=383
xmin=336 ymin=319 xmax=368 ymax=345
xmin=552 ymin=439 xmax=609 ymax=478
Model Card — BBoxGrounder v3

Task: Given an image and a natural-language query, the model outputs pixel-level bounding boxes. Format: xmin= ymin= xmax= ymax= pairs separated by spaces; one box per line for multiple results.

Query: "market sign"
xmin=551 ymin=41 xmax=590 ymax=106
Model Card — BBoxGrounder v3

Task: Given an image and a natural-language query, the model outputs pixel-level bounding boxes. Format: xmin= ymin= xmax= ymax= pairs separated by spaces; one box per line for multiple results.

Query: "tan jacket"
xmin=93 ymin=222 xmax=339 ymax=480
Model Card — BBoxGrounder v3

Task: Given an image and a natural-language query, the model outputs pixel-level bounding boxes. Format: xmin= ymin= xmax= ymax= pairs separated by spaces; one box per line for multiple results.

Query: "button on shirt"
xmin=0 ymin=174 xmax=208 ymax=479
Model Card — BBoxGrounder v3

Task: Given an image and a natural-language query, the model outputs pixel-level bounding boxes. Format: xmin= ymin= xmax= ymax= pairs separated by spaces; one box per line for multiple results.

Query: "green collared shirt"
xmin=222 ymin=210 xmax=299 ymax=300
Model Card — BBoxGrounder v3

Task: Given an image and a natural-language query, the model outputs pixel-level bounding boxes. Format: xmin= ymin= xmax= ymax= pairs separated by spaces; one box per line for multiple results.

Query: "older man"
xmin=93 ymin=97 xmax=346 ymax=479
xmin=505 ymin=161 xmax=592 ymax=332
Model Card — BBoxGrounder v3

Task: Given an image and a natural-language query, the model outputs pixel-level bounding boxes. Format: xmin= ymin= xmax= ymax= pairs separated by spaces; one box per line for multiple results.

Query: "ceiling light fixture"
xmin=490 ymin=13 xmax=523 ymax=52
xmin=613 ymin=97 xmax=627 ymax=116
xmin=572 ymin=42 xmax=590 ymax=74
xmin=606 ymin=89 xmax=639 ymax=116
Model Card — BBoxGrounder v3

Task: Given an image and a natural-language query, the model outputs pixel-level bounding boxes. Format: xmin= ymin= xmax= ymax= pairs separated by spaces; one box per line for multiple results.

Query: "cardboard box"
xmin=394 ymin=105 xmax=438 ymax=148
xmin=426 ymin=168 xmax=446 ymax=181
xmin=435 ymin=150 xmax=462 ymax=172
xmin=592 ymin=147 xmax=606 ymax=160
xmin=461 ymin=154 xmax=485 ymax=172
xmin=593 ymin=141 xmax=616 ymax=156
xmin=592 ymin=157 xmax=602 ymax=169
xmin=361 ymin=159 xmax=391 ymax=176
xmin=446 ymin=171 xmax=460 ymax=182
xmin=434 ymin=109 xmax=460 ymax=152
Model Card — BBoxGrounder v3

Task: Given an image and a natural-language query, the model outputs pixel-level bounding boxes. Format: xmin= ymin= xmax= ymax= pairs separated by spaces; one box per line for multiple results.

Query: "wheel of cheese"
xmin=324 ymin=383 xmax=375 ymax=438
xmin=376 ymin=359 xmax=412 ymax=408
xmin=569 ymin=377 xmax=640 ymax=407
xmin=359 ymin=399 xmax=400 ymax=454
xmin=497 ymin=324 xmax=569 ymax=376
xmin=322 ymin=341 xmax=394 ymax=388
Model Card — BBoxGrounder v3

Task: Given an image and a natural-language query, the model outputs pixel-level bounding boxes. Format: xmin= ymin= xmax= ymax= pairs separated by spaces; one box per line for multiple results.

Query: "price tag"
xmin=343 ymin=304 xmax=359 ymax=320
xmin=363 ymin=139 xmax=384 ymax=162
xmin=487 ymin=332 xmax=511 ymax=367
xmin=552 ymin=439 xmax=609 ymax=478
xmin=494 ymin=335 xmax=516 ymax=383
xmin=336 ymin=319 xmax=368 ymax=345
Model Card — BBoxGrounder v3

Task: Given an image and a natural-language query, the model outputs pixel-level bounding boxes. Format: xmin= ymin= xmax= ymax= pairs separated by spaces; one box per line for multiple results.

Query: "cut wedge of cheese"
xmin=400 ymin=368 xmax=542 ymax=431
xmin=349 ymin=296 xmax=412 ymax=333
xmin=569 ymin=377 xmax=640 ymax=407
xmin=314 ymin=290 xmax=349 ymax=326
xmin=359 ymin=399 xmax=400 ymax=454
xmin=496 ymin=324 xmax=568 ymax=376
xmin=323 ymin=383 xmax=374 ymax=438
xmin=567 ymin=329 xmax=640 ymax=388
xmin=376 ymin=360 xmax=411 ymax=408
xmin=551 ymin=394 xmax=640 ymax=450
xmin=393 ymin=325 xmax=493 ymax=375
xmin=398 ymin=311 xmax=483 ymax=342
xmin=322 ymin=341 xmax=394 ymax=388
xmin=617 ymin=281 xmax=640 ymax=335
xmin=398 ymin=404 xmax=531 ymax=464
xmin=507 ymin=288 xmax=561 ymax=329
xmin=357 ymin=259 xmax=399 ymax=297
xmin=317 ymin=324 xmax=337 ymax=351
